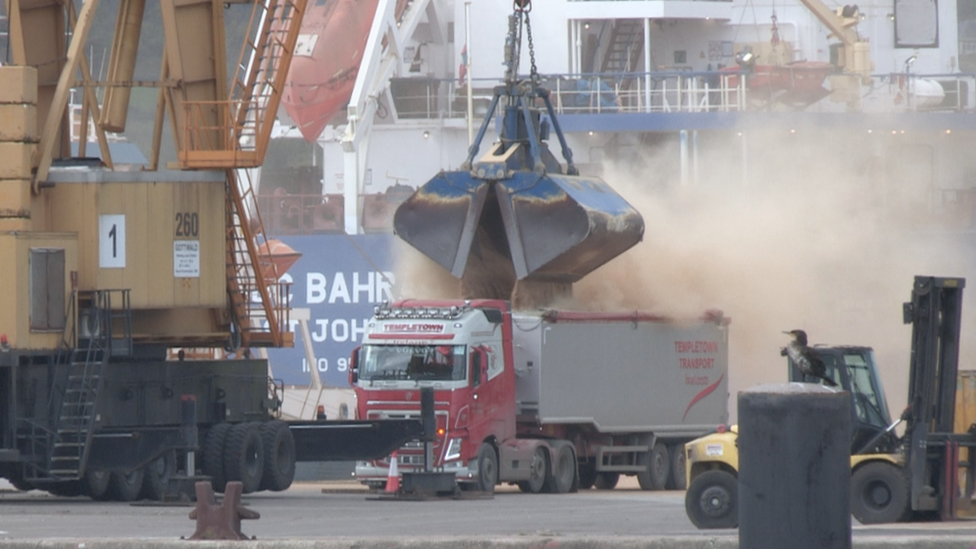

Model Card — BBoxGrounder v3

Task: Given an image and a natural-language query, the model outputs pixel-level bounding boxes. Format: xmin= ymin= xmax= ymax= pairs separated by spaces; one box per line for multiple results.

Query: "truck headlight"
xmin=443 ymin=438 xmax=462 ymax=461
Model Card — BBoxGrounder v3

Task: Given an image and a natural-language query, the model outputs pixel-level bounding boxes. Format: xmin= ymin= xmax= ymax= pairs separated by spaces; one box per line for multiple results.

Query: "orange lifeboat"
xmin=257 ymin=239 xmax=302 ymax=280
xmin=281 ymin=0 xmax=410 ymax=142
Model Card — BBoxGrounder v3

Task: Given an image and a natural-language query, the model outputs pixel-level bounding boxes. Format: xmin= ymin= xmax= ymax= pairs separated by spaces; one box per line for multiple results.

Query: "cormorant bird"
xmin=782 ymin=329 xmax=838 ymax=387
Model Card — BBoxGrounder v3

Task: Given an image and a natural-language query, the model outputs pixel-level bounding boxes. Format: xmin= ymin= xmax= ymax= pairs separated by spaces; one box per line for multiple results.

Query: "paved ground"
xmin=0 ymin=478 xmax=973 ymax=548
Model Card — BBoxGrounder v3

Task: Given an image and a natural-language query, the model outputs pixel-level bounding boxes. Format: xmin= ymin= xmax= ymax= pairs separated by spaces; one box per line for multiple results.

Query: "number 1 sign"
xmin=99 ymin=214 xmax=126 ymax=268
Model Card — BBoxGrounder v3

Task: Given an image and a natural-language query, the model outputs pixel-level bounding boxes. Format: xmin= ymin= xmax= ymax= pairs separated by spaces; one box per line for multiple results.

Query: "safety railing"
xmin=180 ymin=100 xmax=264 ymax=168
xmin=389 ymin=70 xmax=976 ymax=121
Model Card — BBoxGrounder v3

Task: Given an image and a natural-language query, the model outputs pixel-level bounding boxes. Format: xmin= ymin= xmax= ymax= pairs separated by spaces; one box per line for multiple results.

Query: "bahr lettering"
xmin=306 ymin=271 xmax=395 ymax=304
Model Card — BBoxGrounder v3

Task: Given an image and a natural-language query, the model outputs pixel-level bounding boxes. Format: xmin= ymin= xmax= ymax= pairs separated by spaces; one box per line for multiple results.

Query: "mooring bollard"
xmin=187 ymin=481 xmax=259 ymax=540
xmin=738 ymin=383 xmax=851 ymax=549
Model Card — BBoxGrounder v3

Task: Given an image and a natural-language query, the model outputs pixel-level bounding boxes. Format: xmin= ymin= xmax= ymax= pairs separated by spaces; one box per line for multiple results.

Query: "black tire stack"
xmin=203 ymin=420 xmax=295 ymax=494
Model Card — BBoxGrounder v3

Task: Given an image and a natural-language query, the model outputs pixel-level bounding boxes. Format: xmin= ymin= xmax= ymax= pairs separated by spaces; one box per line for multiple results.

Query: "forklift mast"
xmin=904 ymin=276 xmax=965 ymax=433
xmin=902 ymin=275 xmax=974 ymax=518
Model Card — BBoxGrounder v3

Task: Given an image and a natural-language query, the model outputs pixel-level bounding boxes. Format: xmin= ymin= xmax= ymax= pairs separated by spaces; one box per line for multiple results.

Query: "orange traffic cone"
xmin=384 ymin=452 xmax=400 ymax=493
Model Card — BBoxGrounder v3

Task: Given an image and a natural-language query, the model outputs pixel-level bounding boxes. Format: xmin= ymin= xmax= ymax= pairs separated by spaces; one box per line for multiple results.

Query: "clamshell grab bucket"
xmin=394 ymin=169 xmax=644 ymax=283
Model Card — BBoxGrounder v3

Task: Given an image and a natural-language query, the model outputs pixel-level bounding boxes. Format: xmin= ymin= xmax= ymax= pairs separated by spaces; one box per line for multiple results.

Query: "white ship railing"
xmin=386 ymin=71 xmax=976 ymax=120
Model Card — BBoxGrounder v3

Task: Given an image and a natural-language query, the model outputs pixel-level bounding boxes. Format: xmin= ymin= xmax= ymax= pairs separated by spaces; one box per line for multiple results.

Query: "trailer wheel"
xmin=474 ymin=442 xmax=497 ymax=493
xmin=82 ymin=469 xmax=111 ymax=500
xmin=545 ymin=444 xmax=576 ymax=494
xmin=140 ymin=450 xmax=177 ymax=501
xmin=203 ymin=423 xmax=232 ymax=493
xmin=638 ymin=441 xmax=670 ymax=491
xmin=594 ymin=472 xmax=619 ymax=490
xmin=224 ymin=422 xmax=264 ymax=494
xmin=108 ymin=469 xmax=144 ymax=502
xmin=851 ymin=462 xmax=911 ymax=524
xmin=685 ymin=469 xmax=738 ymax=529
xmin=260 ymin=421 xmax=296 ymax=492
xmin=518 ymin=447 xmax=549 ymax=493
xmin=669 ymin=444 xmax=687 ymax=491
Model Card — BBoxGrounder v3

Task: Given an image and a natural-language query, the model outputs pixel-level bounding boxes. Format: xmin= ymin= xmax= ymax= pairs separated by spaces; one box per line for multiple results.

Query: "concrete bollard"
xmin=738 ymin=383 xmax=851 ymax=549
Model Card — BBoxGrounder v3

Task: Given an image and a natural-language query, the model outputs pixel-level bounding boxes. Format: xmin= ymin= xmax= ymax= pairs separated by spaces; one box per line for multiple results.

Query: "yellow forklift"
xmin=684 ymin=276 xmax=975 ymax=528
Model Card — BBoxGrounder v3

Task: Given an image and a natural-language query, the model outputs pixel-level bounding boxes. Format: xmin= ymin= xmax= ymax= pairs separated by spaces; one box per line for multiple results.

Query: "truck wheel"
xmin=594 ymin=472 xmax=619 ymax=490
xmin=203 ymin=423 xmax=232 ymax=493
xmin=544 ymin=444 xmax=576 ymax=494
xmin=224 ymin=422 xmax=265 ymax=494
xmin=474 ymin=442 xmax=497 ymax=493
xmin=140 ymin=450 xmax=176 ymax=501
xmin=685 ymin=469 xmax=738 ymax=529
xmin=84 ymin=470 xmax=111 ymax=500
xmin=108 ymin=469 xmax=145 ymax=502
xmin=518 ymin=447 xmax=549 ymax=493
xmin=669 ymin=444 xmax=687 ymax=491
xmin=851 ymin=462 xmax=911 ymax=524
xmin=638 ymin=441 xmax=670 ymax=491
xmin=260 ymin=421 xmax=296 ymax=492
xmin=577 ymin=465 xmax=596 ymax=490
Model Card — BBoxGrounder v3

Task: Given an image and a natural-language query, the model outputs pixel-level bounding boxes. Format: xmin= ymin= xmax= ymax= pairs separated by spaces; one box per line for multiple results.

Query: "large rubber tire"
xmin=638 ymin=441 xmax=670 ymax=491
xmin=594 ymin=472 xmax=620 ymax=490
xmin=224 ymin=422 xmax=265 ymax=494
xmin=851 ymin=462 xmax=911 ymax=524
xmin=140 ymin=450 xmax=177 ymax=501
xmin=108 ymin=469 xmax=145 ymax=502
xmin=669 ymin=444 xmax=687 ymax=491
xmin=474 ymin=442 xmax=498 ymax=493
xmin=544 ymin=444 xmax=576 ymax=494
xmin=260 ymin=420 xmax=296 ymax=492
xmin=685 ymin=469 xmax=738 ymax=529
xmin=517 ymin=447 xmax=549 ymax=493
xmin=203 ymin=423 xmax=232 ymax=493
xmin=577 ymin=464 xmax=597 ymax=490
xmin=84 ymin=469 xmax=111 ymax=500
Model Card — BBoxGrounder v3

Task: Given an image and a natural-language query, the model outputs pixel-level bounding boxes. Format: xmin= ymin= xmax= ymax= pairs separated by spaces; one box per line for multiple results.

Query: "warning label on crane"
xmin=174 ymin=240 xmax=200 ymax=277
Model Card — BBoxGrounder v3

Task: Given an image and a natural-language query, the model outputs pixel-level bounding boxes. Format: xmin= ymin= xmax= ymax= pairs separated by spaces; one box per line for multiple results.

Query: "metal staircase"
xmin=176 ymin=0 xmax=301 ymax=348
xmin=179 ymin=0 xmax=308 ymax=169
xmin=225 ymin=169 xmax=292 ymax=348
xmin=600 ymin=19 xmax=644 ymax=76
xmin=25 ymin=290 xmax=132 ymax=481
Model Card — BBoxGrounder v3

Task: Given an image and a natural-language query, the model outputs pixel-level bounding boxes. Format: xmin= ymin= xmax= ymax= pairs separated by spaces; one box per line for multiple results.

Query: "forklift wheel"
xmin=685 ymin=470 xmax=738 ymax=529
xmin=851 ymin=462 xmax=911 ymax=524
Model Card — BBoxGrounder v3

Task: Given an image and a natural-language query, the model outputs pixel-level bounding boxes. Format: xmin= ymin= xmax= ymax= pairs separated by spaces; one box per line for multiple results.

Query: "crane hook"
xmin=513 ymin=0 xmax=531 ymax=12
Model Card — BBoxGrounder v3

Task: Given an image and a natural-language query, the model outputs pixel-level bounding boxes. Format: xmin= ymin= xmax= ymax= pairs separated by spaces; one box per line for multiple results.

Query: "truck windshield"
xmin=359 ymin=344 xmax=467 ymax=382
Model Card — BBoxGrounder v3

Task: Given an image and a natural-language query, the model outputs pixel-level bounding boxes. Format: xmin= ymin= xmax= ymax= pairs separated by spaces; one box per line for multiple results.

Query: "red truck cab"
xmin=351 ymin=299 xmax=516 ymax=491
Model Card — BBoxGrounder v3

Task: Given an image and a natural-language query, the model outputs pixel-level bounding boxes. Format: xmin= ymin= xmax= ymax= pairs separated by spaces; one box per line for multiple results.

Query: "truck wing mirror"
xmin=349 ymin=346 xmax=361 ymax=385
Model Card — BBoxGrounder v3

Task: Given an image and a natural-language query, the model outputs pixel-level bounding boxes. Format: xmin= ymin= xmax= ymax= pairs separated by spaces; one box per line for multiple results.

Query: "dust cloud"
xmin=575 ymin=128 xmax=976 ymax=420
xmin=393 ymin=127 xmax=976 ymax=422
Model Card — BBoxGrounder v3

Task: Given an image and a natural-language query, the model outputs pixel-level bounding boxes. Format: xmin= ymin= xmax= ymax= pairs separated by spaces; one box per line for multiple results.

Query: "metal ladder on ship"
xmin=600 ymin=19 xmax=644 ymax=77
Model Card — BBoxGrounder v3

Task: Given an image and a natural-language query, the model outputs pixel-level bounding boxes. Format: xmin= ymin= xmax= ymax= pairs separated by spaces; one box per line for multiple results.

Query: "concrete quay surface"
xmin=0 ymin=479 xmax=973 ymax=548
